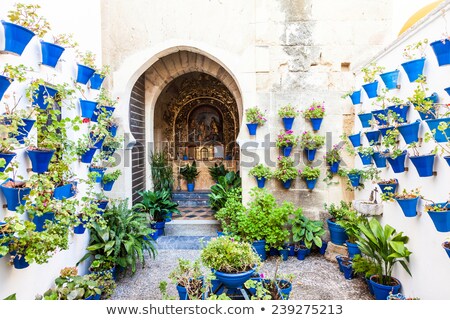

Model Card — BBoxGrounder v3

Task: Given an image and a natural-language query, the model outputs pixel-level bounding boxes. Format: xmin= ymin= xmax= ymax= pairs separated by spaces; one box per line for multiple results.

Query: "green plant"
xmin=273 ymin=156 xmax=298 ymax=182
xmin=150 ymin=151 xmax=174 ymax=192
xmin=53 ymin=33 xmax=78 ymax=48
xmin=77 ymin=50 xmax=97 ymax=69
xmin=102 ymin=169 xmax=121 ymax=184
xmin=96 ymin=65 xmax=111 ymax=78
xmin=324 ymin=201 xmax=354 ymax=222
xmin=361 ymin=62 xmax=385 ymax=83
xmin=208 ymin=162 xmax=229 ymax=181
xmin=352 ymin=254 xmax=378 ymax=279
xmin=342 ymin=167 xmax=380 ymax=190
xmin=278 ymin=104 xmax=299 ymax=118
xmin=356 ymin=146 xmax=374 ymax=157
xmin=168 ymin=258 xmax=204 ymax=300
xmin=249 ymin=163 xmax=272 ymax=179
xmin=408 ymin=76 xmax=436 ymax=118
xmin=402 ymin=38 xmax=429 ymax=60
xmin=302 ymin=101 xmax=325 ymax=119
xmin=7 ymin=3 xmax=51 ymax=38
xmin=336 ymin=209 xmax=367 ymax=243
xmin=209 ymin=171 xmax=241 ymax=212
xmin=180 ymin=161 xmax=199 ymax=183
xmin=356 ymin=218 xmax=412 ymax=286
xmin=89 ymin=272 xmax=116 ymax=300
xmin=299 ymin=166 xmax=320 ymax=180
xmin=290 ymin=211 xmax=325 ymax=249
xmin=215 ymin=188 xmax=244 ymax=235
xmin=245 ymin=107 xmax=267 ymax=125
xmin=244 ymin=279 xmax=273 ymax=300
xmin=325 ymin=144 xmax=342 ymax=164
xmin=97 ymin=88 xmax=118 ymax=107
xmin=298 ymin=131 xmax=325 ymax=150
xmin=381 ymin=128 xmax=403 ymax=159
xmin=394 ymin=188 xmax=421 ymax=200
xmin=1 ymin=63 xmax=30 ymax=82
xmin=200 ymin=237 xmax=260 ymax=273
xmin=133 ymin=189 xmax=180 ymax=222
xmin=276 ymin=130 xmax=299 ymax=147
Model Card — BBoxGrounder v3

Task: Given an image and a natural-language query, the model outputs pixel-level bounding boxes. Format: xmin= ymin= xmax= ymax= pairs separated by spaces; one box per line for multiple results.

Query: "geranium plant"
xmin=325 ymin=144 xmax=342 ymax=164
xmin=245 ymin=107 xmax=267 ymax=125
xmin=278 ymin=104 xmax=299 ymax=118
xmin=298 ymin=131 xmax=325 ymax=150
xmin=249 ymin=164 xmax=272 ymax=179
xmin=302 ymin=101 xmax=325 ymax=119
xmin=273 ymin=156 xmax=298 ymax=182
xmin=361 ymin=62 xmax=385 ymax=83
xmin=275 ymin=130 xmax=299 ymax=148
xmin=299 ymin=166 xmax=320 ymax=180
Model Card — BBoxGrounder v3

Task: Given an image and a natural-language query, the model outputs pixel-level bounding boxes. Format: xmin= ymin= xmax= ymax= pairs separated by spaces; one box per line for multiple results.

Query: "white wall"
xmin=352 ymin=2 xmax=450 ymax=299
xmin=0 ymin=0 xmax=103 ymax=299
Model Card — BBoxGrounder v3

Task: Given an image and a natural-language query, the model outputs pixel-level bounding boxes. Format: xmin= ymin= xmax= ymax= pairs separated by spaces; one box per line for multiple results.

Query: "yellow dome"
xmin=398 ymin=0 xmax=444 ymax=36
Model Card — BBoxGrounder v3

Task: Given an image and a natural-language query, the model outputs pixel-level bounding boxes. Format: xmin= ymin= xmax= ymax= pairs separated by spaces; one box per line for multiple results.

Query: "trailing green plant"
xmin=402 ymin=38 xmax=428 ymax=60
xmin=381 ymin=128 xmax=403 ymax=159
xmin=276 ymin=130 xmax=299 ymax=147
xmin=290 ymin=210 xmax=325 ymax=249
xmin=356 ymin=146 xmax=374 ymax=157
xmin=249 ymin=163 xmax=272 ymax=179
xmin=133 ymin=189 xmax=180 ymax=222
xmin=325 ymin=144 xmax=342 ymax=164
xmin=245 ymin=107 xmax=267 ymax=125
xmin=244 ymin=279 xmax=273 ymax=300
xmin=168 ymin=258 xmax=204 ymax=300
xmin=89 ymin=272 xmax=116 ymax=300
xmin=298 ymin=131 xmax=325 ymax=150
xmin=102 ymin=169 xmax=121 ymax=184
xmin=180 ymin=161 xmax=199 ymax=183
xmin=53 ymin=33 xmax=78 ymax=48
xmin=273 ymin=156 xmax=298 ymax=182
xmin=1 ymin=63 xmax=30 ymax=82
xmin=7 ymin=3 xmax=51 ymax=38
xmin=361 ymin=62 xmax=385 ymax=83
xmin=96 ymin=88 xmax=118 ymax=107
xmin=209 ymin=171 xmax=241 ymax=212
xmin=298 ymin=166 xmax=320 ymax=180
xmin=342 ymin=167 xmax=380 ymax=190
xmin=278 ymin=104 xmax=299 ymax=118
xmin=208 ymin=162 xmax=229 ymax=181
xmin=407 ymin=76 xmax=436 ymax=117
xmin=302 ymin=101 xmax=325 ymax=119
xmin=150 ymin=151 xmax=174 ymax=192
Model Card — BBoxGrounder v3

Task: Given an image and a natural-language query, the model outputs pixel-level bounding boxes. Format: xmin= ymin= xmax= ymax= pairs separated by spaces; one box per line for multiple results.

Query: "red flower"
xmin=82 ymin=118 xmax=90 ymax=123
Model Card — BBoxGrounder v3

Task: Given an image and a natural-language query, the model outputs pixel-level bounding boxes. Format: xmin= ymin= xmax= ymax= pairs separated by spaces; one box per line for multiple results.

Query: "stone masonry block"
xmin=324 ymin=242 xmax=348 ymax=262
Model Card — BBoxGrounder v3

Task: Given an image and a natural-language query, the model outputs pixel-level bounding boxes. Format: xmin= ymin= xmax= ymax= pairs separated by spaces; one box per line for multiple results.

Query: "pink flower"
xmin=260 ymin=273 xmax=265 ymax=279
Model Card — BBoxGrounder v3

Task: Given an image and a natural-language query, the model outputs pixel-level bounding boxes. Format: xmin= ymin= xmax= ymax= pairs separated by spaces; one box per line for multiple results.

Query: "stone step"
xmin=176 ymin=199 xmax=210 ymax=207
xmin=164 ymin=219 xmax=219 ymax=237
xmin=155 ymin=236 xmax=213 ymax=250
xmin=172 ymin=191 xmax=211 ymax=207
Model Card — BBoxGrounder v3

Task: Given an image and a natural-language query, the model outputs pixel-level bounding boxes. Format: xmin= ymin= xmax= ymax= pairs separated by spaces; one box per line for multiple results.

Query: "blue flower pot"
xmin=176 ymin=285 xmax=188 ymax=300
xmin=305 ymin=178 xmax=317 ymax=190
xmin=85 ymin=294 xmax=101 ymax=300
xmin=282 ymin=146 xmax=292 ymax=157
xmin=76 ymin=63 xmax=96 ymax=84
xmin=362 ymin=81 xmax=378 ymax=98
xmin=445 ymin=87 xmax=450 ymax=96
xmin=416 ymin=93 xmax=438 ymax=120
xmin=16 ymin=118 xmax=35 ymax=144
xmin=358 ymin=113 xmax=372 ymax=128
xmin=80 ymin=147 xmax=97 ymax=164
xmin=102 ymin=180 xmax=115 ymax=191
xmin=269 ymin=247 xmax=279 ymax=256
xmin=255 ymin=177 xmax=266 ymax=188
xmin=26 ymin=149 xmax=55 ymax=173
xmin=80 ymin=99 xmax=98 ymax=118
xmin=387 ymin=151 xmax=407 ymax=173
xmin=349 ymin=90 xmax=361 ymax=105
xmin=287 ymin=245 xmax=295 ymax=256
xmin=165 ymin=212 xmax=173 ymax=222
xmin=443 ymin=242 xmax=450 ymax=259
xmin=40 ymin=41 xmax=65 ymax=68
xmin=347 ymin=174 xmax=361 ymax=188
xmin=151 ymin=221 xmax=166 ymax=236
xmin=426 ymin=203 xmax=450 ymax=232
xmin=310 ymin=118 xmax=323 ymax=131
xmin=371 ymin=109 xmax=388 ymax=126
xmin=296 ymin=247 xmax=309 ymax=260
xmin=0 ymin=152 xmax=16 ymax=172
xmin=282 ymin=117 xmax=294 ymax=130
xmin=388 ymin=105 xmax=409 ymax=123
xmin=430 ymin=39 xmax=450 ymax=66
xmin=187 ymin=183 xmax=195 ymax=192
xmin=252 ymin=240 xmax=267 ymax=261
xmin=214 ymin=267 xmax=256 ymax=289
xmin=401 ymin=57 xmax=426 ymax=82
xmin=378 ymin=180 xmax=398 ymax=195
xmin=32 ymin=212 xmax=55 ymax=232
xmin=327 ymin=219 xmax=348 ymax=245
xmin=74 ymin=219 xmax=86 ymax=235
xmin=102 ymin=145 xmax=116 ymax=157
xmin=319 ymin=241 xmax=328 ymax=255
xmin=182 ymin=155 xmax=188 ymax=160
xmin=395 ymin=197 xmax=419 ymax=217
xmin=336 ymin=255 xmax=345 ymax=272
xmin=1 ymin=21 xmax=35 ymax=55
xmin=89 ymin=167 xmax=106 ymax=183
xmin=306 ymin=148 xmax=317 ymax=161
xmin=370 ymin=275 xmax=401 ymax=300
xmin=380 ymin=69 xmax=400 ymax=90
xmin=348 ymin=133 xmax=361 ymax=147
xmin=279 ymin=249 xmax=289 ymax=261
xmin=409 ymin=154 xmax=435 ymax=177
xmin=109 ymin=124 xmax=118 ymax=137
xmin=1 ymin=180 xmax=31 ymax=211
xmin=365 ymin=277 xmax=375 ymax=295
xmin=96 ymin=200 xmax=109 ymax=215
xmin=277 ymin=280 xmax=292 ymax=299
xmin=379 ymin=126 xmax=395 ymax=138
xmin=247 ymin=123 xmax=258 ymax=135
xmin=398 ymin=121 xmax=420 ymax=144
xmin=425 ymin=118 xmax=450 ymax=142
xmin=329 ymin=161 xmax=340 ymax=174
xmin=365 ymin=130 xmax=380 ymax=145
xmin=0 ymin=75 xmax=13 ymax=101
xmin=11 ymin=251 xmax=29 ymax=269
xmin=372 ymin=152 xmax=387 ymax=168
xmin=33 ymin=85 xmax=58 ymax=110
xmin=445 ymin=156 xmax=450 ymax=167
xmin=358 ymin=152 xmax=372 ymax=165
xmin=103 ymin=106 xmax=115 ymax=118
xmin=342 ymin=262 xmax=354 ymax=280
xmin=89 ymin=73 xmax=105 ymax=90
xmin=282 ymin=179 xmax=292 ymax=189
xmin=54 ymin=183 xmax=75 ymax=200
xmin=346 ymin=241 xmax=361 ymax=259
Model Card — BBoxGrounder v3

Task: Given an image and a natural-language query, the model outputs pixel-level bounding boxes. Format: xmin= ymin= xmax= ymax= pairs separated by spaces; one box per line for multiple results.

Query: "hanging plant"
xmin=302 ymin=101 xmax=325 ymax=131
xmin=401 ymin=39 xmax=428 ymax=82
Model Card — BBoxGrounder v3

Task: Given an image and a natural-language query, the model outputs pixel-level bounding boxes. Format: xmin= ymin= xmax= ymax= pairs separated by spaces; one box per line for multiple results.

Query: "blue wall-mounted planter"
xmin=329 ymin=161 xmax=340 ymax=174
xmin=1 ymin=21 xmax=35 ymax=55
xmin=76 ymin=63 xmax=96 ymax=84
xmin=348 ymin=133 xmax=361 ymax=147
xmin=358 ymin=152 xmax=372 ymax=165
xmin=40 ymin=41 xmax=65 ymax=68
xmin=426 ymin=203 xmax=450 ymax=232
xmin=347 ymin=173 xmax=361 ymax=188
xmin=246 ymin=123 xmax=258 ymax=135
xmin=430 ymin=39 xmax=450 ymax=66
xmin=362 ymin=81 xmax=378 ymax=98
xmin=371 ymin=109 xmax=388 ymax=126
xmin=310 ymin=118 xmax=323 ymax=131
xmin=282 ymin=179 xmax=292 ymax=189
xmin=26 ymin=149 xmax=55 ymax=173
xmin=379 ymin=70 xmax=400 ymax=90
xmin=16 ymin=118 xmax=35 ymax=144
xmin=401 ymin=57 xmax=425 ymax=82
xmin=398 ymin=121 xmax=420 ymax=144
xmin=255 ymin=177 xmax=266 ymax=188
xmin=305 ymin=178 xmax=317 ymax=190
xmin=365 ymin=130 xmax=380 ymax=146
xmin=425 ymin=118 xmax=450 ymax=142
xmin=80 ymin=99 xmax=99 ymax=119
xmin=33 ymin=85 xmax=58 ymax=110
xmin=89 ymin=73 xmax=105 ymax=90
xmin=395 ymin=197 xmax=419 ymax=217
xmin=386 ymin=151 xmax=407 ymax=173
xmin=0 ymin=75 xmax=13 ymax=101
xmin=372 ymin=151 xmax=387 ymax=168
xmin=282 ymin=146 xmax=292 ymax=157
xmin=379 ymin=126 xmax=395 ymax=138
xmin=409 ymin=154 xmax=435 ymax=177
xmin=0 ymin=179 xmax=31 ymax=211
xmin=378 ymin=180 xmax=398 ymax=195
xmin=349 ymin=90 xmax=361 ymax=105
xmin=282 ymin=117 xmax=294 ymax=130
xmin=388 ymin=105 xmax=409 ymax=123
xmin=358 ymin=113 xmax=372 ymax=128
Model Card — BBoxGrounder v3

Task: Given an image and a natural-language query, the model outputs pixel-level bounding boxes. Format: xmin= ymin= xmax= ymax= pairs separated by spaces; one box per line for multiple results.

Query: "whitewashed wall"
xmin=0 ymin=0 xmax=103 ymax=300
xmin=352 ymin=2 xmax=450 ymax=299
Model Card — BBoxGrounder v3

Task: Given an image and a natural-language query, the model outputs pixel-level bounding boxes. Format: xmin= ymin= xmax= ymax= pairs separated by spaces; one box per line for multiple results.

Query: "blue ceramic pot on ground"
xmin=151 ymin=221 xmax=166 ymax=236
xmin=310 ymin=118 xmax=323 ymax=131
xmin=214 ymin=267 xmax=256 ymax=289
xmin=372 ymin=152 xmax=387 ymax=168
xmin=1 ymin=21 xmax=35 ymax=55
xmin=282 ymin=179 xmax=292 ymax=189
xmin=176 ymin=285 xmax=188 ymax=300
xmin=306 ymin=148 xmax=317 ymax=161
xmin=349 ymin=90 xmax=361 ymax=105
xmin=378 ymin=180 xmax=398 ymax=195
xmin=32 ymin=212 xmax=55 ymax=232
xmin=395 ymin=197 xmax=419 ymax=217
xmin=255 ymin=177 xmax=266 ymax=188
xmin=371 ymin=109 xmax=388 ymax=126
xmin=282 ymin=117 xmax=294 ymax=130
xmin=379 ymin=70 xmax=400 ymax=90
xmin=430 ymin=39 xmax=450 ymax=66
xmin=346 ymin=241 xmax=361 ymax=259
xmin=342 ymin=262 xmax=354 ymax=280
xmin=0 ymin=152 xmax=16 ymax=172
xmin=347 ymin=173 xmax=361 ymax=188
xmin=365 ymin=130 xmax=380 ymax=146
xmin=80 ymin=99 xmax=99 ymax=118
xmin=327 ymin=219 xmax=348 ymax=245
xmin=187 ymin=183 xmax=195 ymax=192
xmin=33 ymin=85 xmax=58 ymax=110
xmin=296 ymin=247 xmax=309 ymax=260
xmin=388 ymin=105 xmax=409 ymax=123
xmin=409 ymin=154 xmax=435 ymax=177
xmin=305 ymin=178 xmax=317 ymax=190
xmin=358 ymin=152 xmax=372 ymax=165
xmin=26 ymin=149 xmax=55 ymax=173
xmin=426 ymin=203 xmax=450 ymax=232
xmin=277 ymin=280 xmax=292 ymax=299
xmin=252 ymin=239 xmax=266 ymax=261
xmin=329 ymin=161 xmax=340 ymax=174
xmin=89 ymin=73 xmax=105 ymax=90
xmin=76 ymin=64 xmax=96 ymax=84
xmin=81 ymin=147 xmax=97 ymax=164
xmin=0 ymin=75 xmax=13 ymax=101
xmin=398 ymin=121 xmax=420 ymax=144
xmin=16 ymin=119 xmax=35 ymax=144
xmin=282 ymin=146 xmax=292 ymax=157
xmin=279 ymin=249 xmax=289 ymax=261
xmin=401 ymin=58 xmax=426 ymax=82
xmin=269 ymin=247 xmax=280 ymax=256
xmin=370 ymin=275 xmax=401 ymax=300
xmin=387 ymin=151 xmax=407 ymax=173
xmin=358 ymin=113 xmax=372 ymax=128
xmin=348 ymin=133 xmax=361 ymax=147
xmin=425 ymin=118 xmax=450 ymax=142
xmin=362 ymin=81 xmax=378 ymax=98
xmin=246 ymin=123 xmax=258 ymax=135
xmin=40 ymin=41 xmax=65 ymax=68
xmin=319 ymin=241 xmax=328 ymax=255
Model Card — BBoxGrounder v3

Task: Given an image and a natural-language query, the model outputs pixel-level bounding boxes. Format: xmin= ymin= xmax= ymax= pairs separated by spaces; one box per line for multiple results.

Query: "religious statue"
xmin=209 ymin=117 xmax=220 ymax=142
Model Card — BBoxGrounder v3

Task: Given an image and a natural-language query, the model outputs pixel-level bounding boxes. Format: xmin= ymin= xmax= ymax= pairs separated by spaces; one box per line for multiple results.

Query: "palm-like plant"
xmin=356 ymin=218 xmax=412 ymax=286
xmin=133 ymin=189 xmax=180 ymax=222
xmin=209 ymin=171 xmax=241 ymax=212
xmin=180 ymin=161 xmax=199 ymax=183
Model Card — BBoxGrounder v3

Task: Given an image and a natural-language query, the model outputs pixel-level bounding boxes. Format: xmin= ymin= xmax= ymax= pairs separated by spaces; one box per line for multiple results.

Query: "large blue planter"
xmin=426 ymin=203 xmax=450 ymax=232
xmin=372 ymin=151 xmax=387 ymax=168
xmin=398 ymin=121 xmax=420 ymax=144
xmin=425 ymin=118 xmax=450 ymax=143
xmin=327 ymin=219 xmax=348 ymax=245
xmin=371 ymin=109 xmax=388 ymax=126
xmin=380 ymin=70 xmax=400 ymax=90
xmin=282 ymin=117 xmax=294 ymax=130
xmin=151 ymin=221 xmax=166 ymax=236
xmin=379 ymin=126 xmax=395 ymax=138
xmin=54 ymin=183 xmax=75 ymax=200
xmin=306 ymin=148 xmax=317 ymax=161
xmin=252 ymin=239 xmax=266 ymax=261
xmin=0 ymin=75 xmax=13 ymax=101
xmin=76 ymin=64 xmax=96 ymax=84
xmin=89 ymin=167 xmax=106 ymax=183
xmin=40 ymin=41 xmax=65 ymax=68
xmin=305 ymin=178 xmax=317 ymax=190
xmin=365 ymin=130 xmax=380 ymax=145
xmin=310 ymin=118 xmax=323 ymax=131
xmin=214 ymin=267 xmax=256 ymax=289
xmin=417 ymin=93 xmax=438 ymax=120
xmin=282 ymin=146 xmax=292 ymax=157
xmin=26 ymin=149 xmax=55 ymax=173
xmin=349 ymin=90 xmax=361 ymax=105
xmin=358 ymin=113 xmax=372 ymax=128
xmin=89 ymin=73 xmax=105 ymax=90
xmin=362 ymin=81 xmax=378 ymax=98
xmin=348 ymin=133 xmax=361 ymax=147
xmin=1 ymin=180 xmax=31 ymax=211
xmin=282 ymin=179 xmax=292 ymax=189
xmin=80 ymin=147 xmax=97 ymax=164
xmin=395 ymin=197 xmax=419 ymax=217
xmin=33 ymin=85 xmax=58 ymax=110
xmin=387 ymin=151 xmax=407 ymax=173
xmin=430 ymin=39 xmax=450 ymax=66
xmin=1 ymin=21 xmax=35 ymax=55
xmin=80 ymin=99 xmax=98 ymax=118
xmin=329 ymin=161 xmax=340 ymax=174
xmin=16 ymin=118 xmax=35 ymax=144
xmin=187 ymin=183 xmax=195 ymax=192
xmin=370 ymin=275 xmax=401 ymax=300
xmin=102 ymin=180 xmax=115 ymax=191
xmin=347 ymin=173 xmax=361 ymax=188
xmin=388 ymin=105 xmax=409 ymax=123
xmin=409 ymin=154 xmax=435 ymax=177
xmin=255 ymin=177 xmax=266 ymax=188
xmin=279 ymin=249 xmax=289 ymax=261
xmin=401 ymin=57 xmax=426 ymax=82
xmin=32 ymin=212 xmax=55 ymax=232
xmin=246 ymin=123 xmax=258 ymax=135
xmin=378 ymin=180 xmax=398 ymax=195
xmin=0 ymin=152 xmax=16 ymax=172
xmin=11 ymin=251 xmax=29 ymax=269
xmin=296 ymin=247 xmax=309 ymax=260
xmin=346 ymin=241 xmax=361 ymax=259
xmin=358 ymin=152 xmax=372 ymax=165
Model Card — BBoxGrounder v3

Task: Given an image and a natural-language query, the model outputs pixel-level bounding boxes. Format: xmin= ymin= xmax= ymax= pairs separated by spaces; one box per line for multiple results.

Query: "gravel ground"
xmin=111 ymin=250 xmax=373 ymax=300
